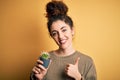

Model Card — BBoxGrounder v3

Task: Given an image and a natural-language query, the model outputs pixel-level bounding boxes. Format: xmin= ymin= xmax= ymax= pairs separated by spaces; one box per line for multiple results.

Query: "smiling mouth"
xmin=59 ymin=39 xmax=66 ymax=44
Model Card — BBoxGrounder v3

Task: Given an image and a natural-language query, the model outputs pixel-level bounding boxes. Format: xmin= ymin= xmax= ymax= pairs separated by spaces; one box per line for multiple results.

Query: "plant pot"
xmin=40 ymin=57 xmax=50 ymax=68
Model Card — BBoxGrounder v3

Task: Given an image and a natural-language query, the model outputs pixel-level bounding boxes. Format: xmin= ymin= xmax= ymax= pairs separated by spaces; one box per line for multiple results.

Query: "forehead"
xmin=51 ymin=20 xmax=69 ymax=30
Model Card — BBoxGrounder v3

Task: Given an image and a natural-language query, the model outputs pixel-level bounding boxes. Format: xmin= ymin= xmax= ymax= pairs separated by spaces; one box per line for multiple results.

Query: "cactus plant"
xmin=41 ymin=52 xmax=50 ymax=59
xmin=40 ymin=52 xmax=50 ymax=68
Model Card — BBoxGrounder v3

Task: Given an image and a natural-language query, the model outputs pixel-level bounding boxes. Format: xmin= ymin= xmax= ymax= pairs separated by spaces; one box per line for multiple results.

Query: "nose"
xmin=58 ymin=32 xmax=64 ymax=39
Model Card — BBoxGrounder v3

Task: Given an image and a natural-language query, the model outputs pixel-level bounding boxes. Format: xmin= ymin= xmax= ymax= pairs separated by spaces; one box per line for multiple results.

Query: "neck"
xmin=55 ymin=46 xmax=75 ymax=57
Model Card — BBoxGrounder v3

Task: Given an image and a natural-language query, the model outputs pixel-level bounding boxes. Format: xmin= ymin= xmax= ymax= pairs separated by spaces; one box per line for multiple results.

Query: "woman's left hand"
xmin=65 ymin=57 xmax=82 ymax=80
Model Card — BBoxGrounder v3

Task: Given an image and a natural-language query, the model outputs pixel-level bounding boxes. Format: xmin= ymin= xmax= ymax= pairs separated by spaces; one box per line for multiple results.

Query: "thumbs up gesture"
xmin=65 ymin=57 xmax=82 ymax=80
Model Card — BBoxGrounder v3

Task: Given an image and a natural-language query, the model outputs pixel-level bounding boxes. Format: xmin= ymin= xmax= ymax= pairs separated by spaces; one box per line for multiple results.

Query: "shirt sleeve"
xmin=83 ymin=59 xmax=97 ymax=80
xmin=30 ymin=72 xmax=37 ymax=80
xmin=30 ymin=72 xmax=47 ymax=80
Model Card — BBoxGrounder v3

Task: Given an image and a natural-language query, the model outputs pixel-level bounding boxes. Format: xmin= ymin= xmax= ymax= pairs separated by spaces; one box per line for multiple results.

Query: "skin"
xmin=32 ymin=20 xmax=81 ymax=80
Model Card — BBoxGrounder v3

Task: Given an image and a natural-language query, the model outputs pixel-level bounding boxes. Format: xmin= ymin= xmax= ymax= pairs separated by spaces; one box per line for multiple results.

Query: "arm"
xmin=30 ymin=72 xmax=47 ymax=80
xmin=30 ymin=72 xmax=37 ymax=80
xmin=82 ymin=59 xmax=97 ymax=80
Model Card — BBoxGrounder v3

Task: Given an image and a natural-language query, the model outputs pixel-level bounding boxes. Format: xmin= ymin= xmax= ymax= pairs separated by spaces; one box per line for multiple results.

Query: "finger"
xmin=65 ymin=67 xmax=68 ymax=73
xmin=32 ymin=67 xmax=40 ymax=74
xmin=65 ymin=64 xmax=69 ymax=74
xmin=35 ymin=67 xmax=41 ymax=74
xmin=66 ymin=64 xmax=73 ymax=67
xmin=65 ymin=64 xmax=73 ymax=71
xmin=36 ymin=64 xmax=46 ymax=71
xmin=74 ymin=57 xmax=80 ymax=66
xmin=66 ymin=64 xmax=69 ymax=67
xmin=37 ymin=59 xmax=43 ymax=64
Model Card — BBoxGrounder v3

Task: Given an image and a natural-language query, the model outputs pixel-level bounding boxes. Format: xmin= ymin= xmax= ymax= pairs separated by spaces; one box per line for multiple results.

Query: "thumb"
xmin=46 ymin=59 xmax=52 ymax=69
xmin=74 ymin=57 xmax=80 ymax=66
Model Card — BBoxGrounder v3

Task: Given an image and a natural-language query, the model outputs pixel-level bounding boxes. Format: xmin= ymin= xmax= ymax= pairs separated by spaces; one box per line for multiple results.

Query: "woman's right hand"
xmin=32 ymin=59 xmax=49 ymax=80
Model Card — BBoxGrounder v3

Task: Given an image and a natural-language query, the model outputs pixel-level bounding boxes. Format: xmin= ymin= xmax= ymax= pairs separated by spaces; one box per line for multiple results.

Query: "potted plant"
xmin=40 ymin=52 xmax=50 ymax=68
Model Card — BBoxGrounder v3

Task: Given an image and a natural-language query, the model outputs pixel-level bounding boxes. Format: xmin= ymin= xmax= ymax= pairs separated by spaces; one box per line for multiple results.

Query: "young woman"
xmin=30 ymin=1 xmax=97 ymax=80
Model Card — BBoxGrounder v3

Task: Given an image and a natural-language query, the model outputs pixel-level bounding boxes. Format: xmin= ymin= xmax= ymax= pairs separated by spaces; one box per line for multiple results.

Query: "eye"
xmin=51 ymin=32 xmax=57 ymax=37
xmin=62 ymin=29 xmax=67 ymax=32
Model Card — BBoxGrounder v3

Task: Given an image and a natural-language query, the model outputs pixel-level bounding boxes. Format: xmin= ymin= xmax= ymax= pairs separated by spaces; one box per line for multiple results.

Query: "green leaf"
xmin=41 ymin=52 xmax=50 ymax=59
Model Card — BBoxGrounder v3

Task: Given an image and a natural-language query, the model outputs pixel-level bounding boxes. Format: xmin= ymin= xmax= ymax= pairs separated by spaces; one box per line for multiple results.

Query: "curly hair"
xmin=46 ymin=1 xmax=74 ymax=34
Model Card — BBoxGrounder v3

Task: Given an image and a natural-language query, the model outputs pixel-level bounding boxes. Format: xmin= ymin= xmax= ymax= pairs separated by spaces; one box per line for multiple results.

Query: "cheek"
xmin=67 ymin=32 xmax=73 ymax=38
xmin=68 ymin=34 xmax=73 ymax=42
xmin=52 ymin=37 xmax=59 ymax=43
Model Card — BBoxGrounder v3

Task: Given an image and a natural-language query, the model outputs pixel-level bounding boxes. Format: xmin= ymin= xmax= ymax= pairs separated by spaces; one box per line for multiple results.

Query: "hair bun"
xmin=46 ymin=1 xmax=68 ymax=19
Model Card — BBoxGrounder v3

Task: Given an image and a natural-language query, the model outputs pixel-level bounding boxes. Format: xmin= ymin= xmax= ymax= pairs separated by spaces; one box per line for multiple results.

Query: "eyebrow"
xmin=51 ymin=26 xmax=66 ymax=33
xmin=60 ymin=26 xmax=66 ymax=30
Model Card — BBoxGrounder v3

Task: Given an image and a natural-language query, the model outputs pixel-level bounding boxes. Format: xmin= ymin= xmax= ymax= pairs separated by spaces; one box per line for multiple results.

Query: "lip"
xmin=59 ymin=39 xmax=66 ymax=44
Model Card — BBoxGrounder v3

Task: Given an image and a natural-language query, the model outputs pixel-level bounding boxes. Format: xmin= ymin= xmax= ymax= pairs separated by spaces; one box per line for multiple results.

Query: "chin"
xmin=59 ymin=45 xmax=68 ymax=50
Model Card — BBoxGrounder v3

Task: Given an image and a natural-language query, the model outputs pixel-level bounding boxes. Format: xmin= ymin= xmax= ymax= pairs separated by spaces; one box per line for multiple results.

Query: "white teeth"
xmin=60 ymin=40 xmax=66 ymax=44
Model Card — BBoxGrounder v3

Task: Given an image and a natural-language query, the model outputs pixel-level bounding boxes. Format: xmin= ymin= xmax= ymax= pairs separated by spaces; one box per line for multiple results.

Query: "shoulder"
xmin=75 ymin=51 xmax=94 ymax=64
xmin=48 ymin=51 xmax=55 ymax=58
xmin=48 ymin=51 xmax=54 ymax=55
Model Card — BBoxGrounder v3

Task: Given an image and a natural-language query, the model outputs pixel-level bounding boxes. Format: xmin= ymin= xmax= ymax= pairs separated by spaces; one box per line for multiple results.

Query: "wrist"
xmin=74 ymin=72 xmax=82 ymax=80
xmin=75 ymin=77 xmax=81 ymax=80
xmin=36 ymin=78 xmax=42 ymax=80
xmin=36 ymin=76 xmax=43 ymax=80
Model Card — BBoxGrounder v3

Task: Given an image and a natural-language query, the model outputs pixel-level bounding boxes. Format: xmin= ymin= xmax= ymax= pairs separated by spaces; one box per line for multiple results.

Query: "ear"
xmin=71 ymin=27 xmax=75 ymax=36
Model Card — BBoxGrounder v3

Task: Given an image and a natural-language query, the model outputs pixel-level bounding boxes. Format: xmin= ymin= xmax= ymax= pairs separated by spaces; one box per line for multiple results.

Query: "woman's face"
xmin=50 ymin=20 xmax=74 ymax=49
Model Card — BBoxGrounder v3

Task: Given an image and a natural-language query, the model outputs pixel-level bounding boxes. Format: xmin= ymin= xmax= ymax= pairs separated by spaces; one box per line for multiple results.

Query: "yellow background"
xmin=0 ymin=0 xmax=120 ymax=80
